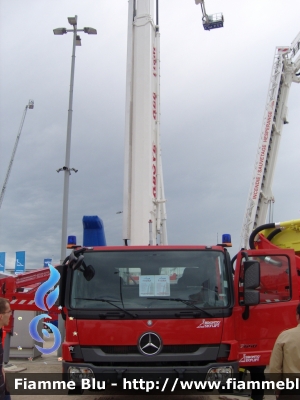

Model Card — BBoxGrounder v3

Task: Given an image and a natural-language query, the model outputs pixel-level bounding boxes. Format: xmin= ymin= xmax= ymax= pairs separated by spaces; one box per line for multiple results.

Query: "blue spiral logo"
xmin=29 ymin=264 xmax=61 ymax=354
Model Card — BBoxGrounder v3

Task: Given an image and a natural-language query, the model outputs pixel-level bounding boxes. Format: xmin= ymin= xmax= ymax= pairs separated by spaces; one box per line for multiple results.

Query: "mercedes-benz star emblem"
xmin=138 ymin=332 xmax=162 ymax=356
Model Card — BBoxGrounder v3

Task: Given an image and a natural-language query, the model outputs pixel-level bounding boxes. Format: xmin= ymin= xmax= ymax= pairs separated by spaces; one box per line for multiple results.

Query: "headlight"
xmin=68 ymin=366 xmax=94 ymax=383
xmin=206 ymin=366 xmax=233 ymax=382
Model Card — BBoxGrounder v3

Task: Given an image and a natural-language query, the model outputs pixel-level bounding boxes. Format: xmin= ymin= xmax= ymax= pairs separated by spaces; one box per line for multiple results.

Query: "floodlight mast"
xmin=53 ymin=16 xmax=97 ymax=264
xmin=0 ymin=100 xmax=34 ymax=209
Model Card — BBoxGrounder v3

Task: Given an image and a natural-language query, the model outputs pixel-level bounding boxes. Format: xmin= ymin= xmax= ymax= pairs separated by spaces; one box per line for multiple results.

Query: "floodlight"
xmin=76 ymin=35 xmax=81 ymax=46
xmin=53 ymin=28 xmax=67 ymax=35
xmin=83 ymin=27 xmax=97 ymax=35
xmin=68 ymin=16 xmax=77 ymax=26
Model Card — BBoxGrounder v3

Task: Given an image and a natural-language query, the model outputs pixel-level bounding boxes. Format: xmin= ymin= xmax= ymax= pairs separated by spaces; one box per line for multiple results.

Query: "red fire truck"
xmin=1 ymin=2 xmax=299 ymax=395
xmin=1 ymin=221 xmax=299 ymax=394
xmin=54 ymin=224 xmax=298 ymax=393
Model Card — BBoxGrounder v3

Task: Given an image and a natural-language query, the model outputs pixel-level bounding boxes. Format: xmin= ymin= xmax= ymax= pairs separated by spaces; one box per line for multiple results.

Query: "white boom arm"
xmin=241 ymin=32 xmax=300 ymax=249
xmin=123 ymin=0 xmax=167 ymax=245
xmin=0 ymin=100 xmax=34 ymax=209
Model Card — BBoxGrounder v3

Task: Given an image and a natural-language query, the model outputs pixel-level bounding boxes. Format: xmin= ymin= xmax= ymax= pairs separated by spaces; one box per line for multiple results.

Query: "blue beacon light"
xmin=222 ymin=234 xmax=232 ymax=247
xmin=67 ymin=235 xmax=77 ymax=248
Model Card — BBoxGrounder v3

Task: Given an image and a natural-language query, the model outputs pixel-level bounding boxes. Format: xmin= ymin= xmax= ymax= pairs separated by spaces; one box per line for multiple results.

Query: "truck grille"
xmin=100 ymin=345 xmax=200 ymax=354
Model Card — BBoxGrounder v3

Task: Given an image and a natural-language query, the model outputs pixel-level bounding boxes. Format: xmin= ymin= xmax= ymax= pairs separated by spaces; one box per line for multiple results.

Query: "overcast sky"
xmin=0 ymin=0 xmax=299 ymax=270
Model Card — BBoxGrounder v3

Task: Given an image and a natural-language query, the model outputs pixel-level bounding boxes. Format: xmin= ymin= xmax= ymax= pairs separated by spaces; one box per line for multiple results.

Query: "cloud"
xmin=0 ymin=0 xmax=299 ymax=269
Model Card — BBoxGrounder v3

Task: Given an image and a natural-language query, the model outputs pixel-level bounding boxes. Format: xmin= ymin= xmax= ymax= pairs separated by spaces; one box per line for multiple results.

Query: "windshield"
xmin=70 ymin=250 xmax=229 ymax=310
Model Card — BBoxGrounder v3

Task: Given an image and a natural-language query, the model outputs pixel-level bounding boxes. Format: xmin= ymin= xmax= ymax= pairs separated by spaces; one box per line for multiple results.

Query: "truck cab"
xmin=57 ymin=240 xmax=300 ymax=393
xmin=60 ymin=245 xmax=239 ymax=390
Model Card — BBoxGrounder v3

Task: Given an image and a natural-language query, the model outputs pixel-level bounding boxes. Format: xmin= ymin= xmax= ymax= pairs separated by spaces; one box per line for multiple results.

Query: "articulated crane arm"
xmin=0 ymin=265 xmax=61 ymax=362
xmin=0 ymin=268 xmax=51 ymax=312
xmin=241 ymin=32 xmax=300 ymax=249
xmin=0 ymin=100 xmax=34 ymax=209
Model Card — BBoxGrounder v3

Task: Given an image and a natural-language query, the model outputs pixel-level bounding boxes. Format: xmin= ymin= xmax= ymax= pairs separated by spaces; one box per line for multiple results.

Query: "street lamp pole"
xmin=54 ymin=16 xmax=97 ymax=263
xmin=61 ymin=17 xmax=77 ymax=265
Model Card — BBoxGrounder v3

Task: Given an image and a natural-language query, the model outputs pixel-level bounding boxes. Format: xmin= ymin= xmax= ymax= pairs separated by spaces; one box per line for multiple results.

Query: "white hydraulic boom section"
xmin=123 ymin=0 xmax=167 ymax=246
xmin=0 ymin=100 xmax=34 ymax=209
xmin=241 ymin=32 xmax=300 ymax=249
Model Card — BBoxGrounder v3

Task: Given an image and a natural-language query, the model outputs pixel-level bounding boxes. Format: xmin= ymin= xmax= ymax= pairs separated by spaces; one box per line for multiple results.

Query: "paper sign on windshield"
xmin=139 ymin=275 xmax=170 ymax=297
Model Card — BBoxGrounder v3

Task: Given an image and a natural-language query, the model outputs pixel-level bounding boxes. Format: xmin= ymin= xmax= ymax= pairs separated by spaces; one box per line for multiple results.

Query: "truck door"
xmin=233 ymin=249 xmax=298 ymax=366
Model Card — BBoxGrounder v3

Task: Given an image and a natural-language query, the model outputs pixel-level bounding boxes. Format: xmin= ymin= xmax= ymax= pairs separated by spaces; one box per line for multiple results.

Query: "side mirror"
xmin=83 ymin=265 xmax=95 ymax=281
xmin=68 ymin=249 xmax=95 ymax=281
xmin=244 ymin=260 xmax=260 ymax=306
xmin=69 ymin=252 xmax=84 ymax=271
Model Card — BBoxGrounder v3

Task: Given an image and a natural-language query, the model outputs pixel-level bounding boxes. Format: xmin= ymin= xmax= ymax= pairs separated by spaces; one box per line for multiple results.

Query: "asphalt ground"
xmin=4 ymin=335 xmax=276 ymax=400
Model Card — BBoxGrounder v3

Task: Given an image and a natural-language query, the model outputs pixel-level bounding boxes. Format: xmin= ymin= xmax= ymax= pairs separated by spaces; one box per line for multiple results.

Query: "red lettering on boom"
xmin=153 ymin=46 xmax=157 ymax=77
xmin=152 ymin=144 xmax=157 ymax=198
xmin=152 ymin=92 xmax=157 ymax=120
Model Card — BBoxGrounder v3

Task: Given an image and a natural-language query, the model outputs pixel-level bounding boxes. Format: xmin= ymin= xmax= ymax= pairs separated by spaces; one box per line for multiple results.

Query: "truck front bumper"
xmin=63 ymin=361 xmax=239 ymax=392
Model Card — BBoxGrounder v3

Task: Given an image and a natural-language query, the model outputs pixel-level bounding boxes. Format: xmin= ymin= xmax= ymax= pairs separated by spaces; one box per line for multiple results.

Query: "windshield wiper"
xmin=75 ymin=297 xmax=138 ymax=319
xmin=147 ymin=297 xmax=214 ymax=317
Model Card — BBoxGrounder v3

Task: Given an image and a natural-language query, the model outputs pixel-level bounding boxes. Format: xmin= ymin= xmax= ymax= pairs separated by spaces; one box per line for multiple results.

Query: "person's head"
xmin=297 ymin=303 xmax=300 ymax=324
xmin=0 ymin=298 xmax=11 ymax=328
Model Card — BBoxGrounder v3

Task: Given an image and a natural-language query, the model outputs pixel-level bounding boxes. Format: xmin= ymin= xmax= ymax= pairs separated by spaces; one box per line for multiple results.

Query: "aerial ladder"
xmin=122 ymin=0 xmax=167 ymax=246
xmin=0 ymin=100 xmax=34 ymax=209
xmin=122 ymin=0 xmax=224 ymax=247
xmin=241 ymin=32 xmax=300 ymax=249
xmin=195 ymin=0 xmax=224 ymax=31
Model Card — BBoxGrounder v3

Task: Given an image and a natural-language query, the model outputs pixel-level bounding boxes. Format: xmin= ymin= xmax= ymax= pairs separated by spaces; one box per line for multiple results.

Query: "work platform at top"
xmin=203 ymin=13 xmax=224 ymax=30
xmin=195 ymin=0 xmax=224 ymax=31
